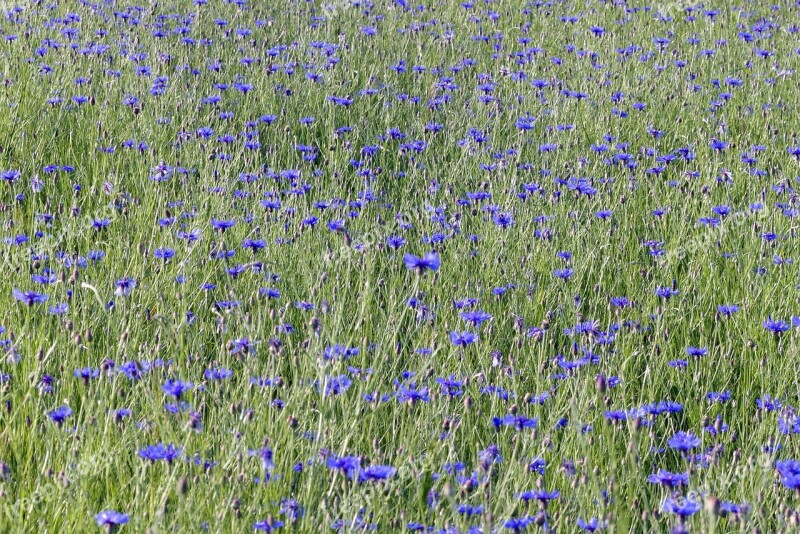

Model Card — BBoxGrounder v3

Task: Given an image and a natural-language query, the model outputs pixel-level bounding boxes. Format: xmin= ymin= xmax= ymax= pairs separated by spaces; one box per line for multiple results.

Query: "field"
xmin=1 ymin=0 xmax=800 ymax=532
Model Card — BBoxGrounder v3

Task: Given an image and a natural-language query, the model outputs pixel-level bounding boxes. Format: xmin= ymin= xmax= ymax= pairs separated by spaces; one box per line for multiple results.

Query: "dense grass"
xmin=1 ymin=0 xmax=800 ymax=532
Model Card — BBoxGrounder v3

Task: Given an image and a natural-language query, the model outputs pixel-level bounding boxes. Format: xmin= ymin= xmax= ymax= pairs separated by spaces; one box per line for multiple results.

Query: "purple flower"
xmin=95 ymin=510 xmax=129 ymax=528
xmin=162 ymin=379 xmax=193 ymax=400
xmin=655 ymin=286 xmax=679 ymax=299
xmin=449 ymin=331 xmax=478 ymax=346
xmin=435 ymin=376 xmax=464 ymax=397
xmin=353 ymin=464 xmax=396 ymax=482
xmin=253 ymin=519 xmax=284 ymax=531
xmin=115 ymin=278 xmax=137 ymax=296
xmin=504 ymin=516 xmax=536 ymax=531
xmin=1 ymin=169 xmax=21 ymax=183
xmin=662 ymin=497 xmax=701 ymax=517
xmin=322 ymin=375 xmax=352 ymax=397
xmin=12 ymin=288 xmax=49 ymax=305
xmin=553 ymin=268 xmax=574 ymax=280
xmin=667 ymin=431 xmax=701 ymax=451
xmin=138 ymin=443 xmax=182 ymax=463
xmin=518 ymin=489 xmax=560 ymax=503
xmin=403 ymin=251 xmax=441 ymax=273
xmin=763 ymin=316 xmax=790 ymax=334
xmin=777 ymin=460 xmax=800 ymax=489
xmin=577 ymin=518 xmax=603 ymax=532
xmin=396 ymin=385 xmax=430 ymax=404
xmin=48 ymin=405 xmax=73 ymax=425
xmin=493 ymin=414 xmax=538 ymax=432
xmin=74 ymin=367 xmax=100 ymax=383
xmin=326 ymin=455 xmax=360 ymax=476
xmin=478 ymin=444 xmax=502 ymax=469
xmin=647 ymin=469 xmax=689 ymax=487
xmin=460 ymin=309 xmax=492 ymax=327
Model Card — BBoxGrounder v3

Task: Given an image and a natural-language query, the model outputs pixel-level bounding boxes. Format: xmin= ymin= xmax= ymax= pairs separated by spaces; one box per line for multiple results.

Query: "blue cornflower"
xmin=435 ymin=376 xmax=464 ymax=397
xmin=253 ymin=520 xmax=284 ymax=531
xmin=709 ymin=138 xmax=729 ymax=151
xmin=553 ymin=268 xmax=574 ymax=280
xmin=153 ymin=248 xmax=175 ymax=260
xmin=74 ymin=368 xmax=100 ymax=383
xmin=162 ymin=379 xmax=193 ymax=400
xmin=577 ymin=517 xmax=603 ymax=532
xmin=493 ymin=414 xmax=538 ymax=431
xmin=493 ymin=211 xmax=515 ymax=228
xmin=610 ymin=296 xmax=631 ymax=308
xmin=662 ymin=497 xmax=701 ymax=517
xmin=504 ymin=516 xmax=536 ymax=532
xmin=460 ymin=309 xmax=492 ymax=327
xmin=1 ymin=170 xmax=21 ymax=183
xmin=327 ymin=455 xmax=360 ymax=475
xmin=48 ymin=405 xmax=73 ymax=425
xmin=138 ymin=443 xmax=182 ymax=463
xmin=450 ymin=331 xmax=478 ymax=346
xmin=403 ymin=251 xmax=441 ymax=273
xmin=655 ymin=286 xmax=679 ymax=299
xmin=667 ymin=431 xmax=701 ymax=451
xmin=353 ymin=465 xmax=396 ymax=482
xmin=12 ymin=288 xmax=49 ymax=305
xmin=386 ymin=236 xmax=406 ymax=249
xmin=647 ymin=469 xmax=689 ymax=487
xmin=323 ymin=375 xmax=352 ymax=397
xmin=763 ymin=316 xmax=790 ymax=334
xmin=114 ymin=278 xmax=137 ymax=297
xmin=95 ymin=510 xmax=129 ymax=528
xmin=396 ymin=385 xmax=430 ymax=404
xmin=204 ymin=368 xmax=233 ymax=381
xmin=529 ymin=458 xmax=546 ymax=475
xmin=518 ymin=489 xmax=560 ymax=504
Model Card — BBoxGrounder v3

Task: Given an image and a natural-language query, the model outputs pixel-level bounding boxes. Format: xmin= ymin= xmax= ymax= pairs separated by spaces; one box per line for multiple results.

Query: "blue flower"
xmin=493 ymin=414 xmax=538 ymax=431
xmin=518 ymin=489 xmax=560 ymax=503
xmin=327 ymin=455 xmax=360 ymax=475
xmin=450 ymin=331 xmax=478 ymax=346
xmin=138 ymin=443 xmax=182 ymax=463
xmin=12 ymin=288 xmax=49 ymax=305
xmin=667 ymin=431 xmax=700 ymax=451
xmin=396 ymin=385 xmax=430 ymax=404
xmin=460 ymin=309 xmax=492 ymax=327
xmin=204 ymin=368 xmax=233 ymax=381
xmin=655 ymin=286 xmax=678 ymax=299
xmin=403 ymin=251 xmax=441 ymax=272
xmin=162 ymin=379 xmax=193 ymax=400
xmin=95 ymin=510 xmax=129 ymax=528
xmin=48 ymin=405 xmax=73 ymax=425
xmin=435 ymin=376 xmax=464 ymax=397
xmin=647 ymin=469 xmax=689 ymax=487
xmin=353 ymin=465 xmax=396 ymax=482
xmin=253 ymin=519 xmax=284 ymax=531
xmin=662 ymin=497 xmax=701 ymax=517
xmin=504 ymin=516 xmax=536 ymax=532
xmin=763 ymin=316 xmax=790 ymax=334
xmin=322 ymin=375 xmax=352 ymax=397
xmin=553 ymin=268 xmax=574 ymax=280
xmin=1 ymin=170 xmax=21 ymax=183
xmin=577 ymin=518 xmax=603 ymax=532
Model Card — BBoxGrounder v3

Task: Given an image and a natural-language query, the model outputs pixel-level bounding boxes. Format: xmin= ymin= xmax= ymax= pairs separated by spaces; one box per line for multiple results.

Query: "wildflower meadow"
xmin=1 ymin=0 xmax=800 ymax=532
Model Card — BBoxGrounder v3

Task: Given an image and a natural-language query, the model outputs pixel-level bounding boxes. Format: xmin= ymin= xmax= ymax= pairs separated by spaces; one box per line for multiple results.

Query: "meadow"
xmin=1 ymin=0 xmax=800 ymax=532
